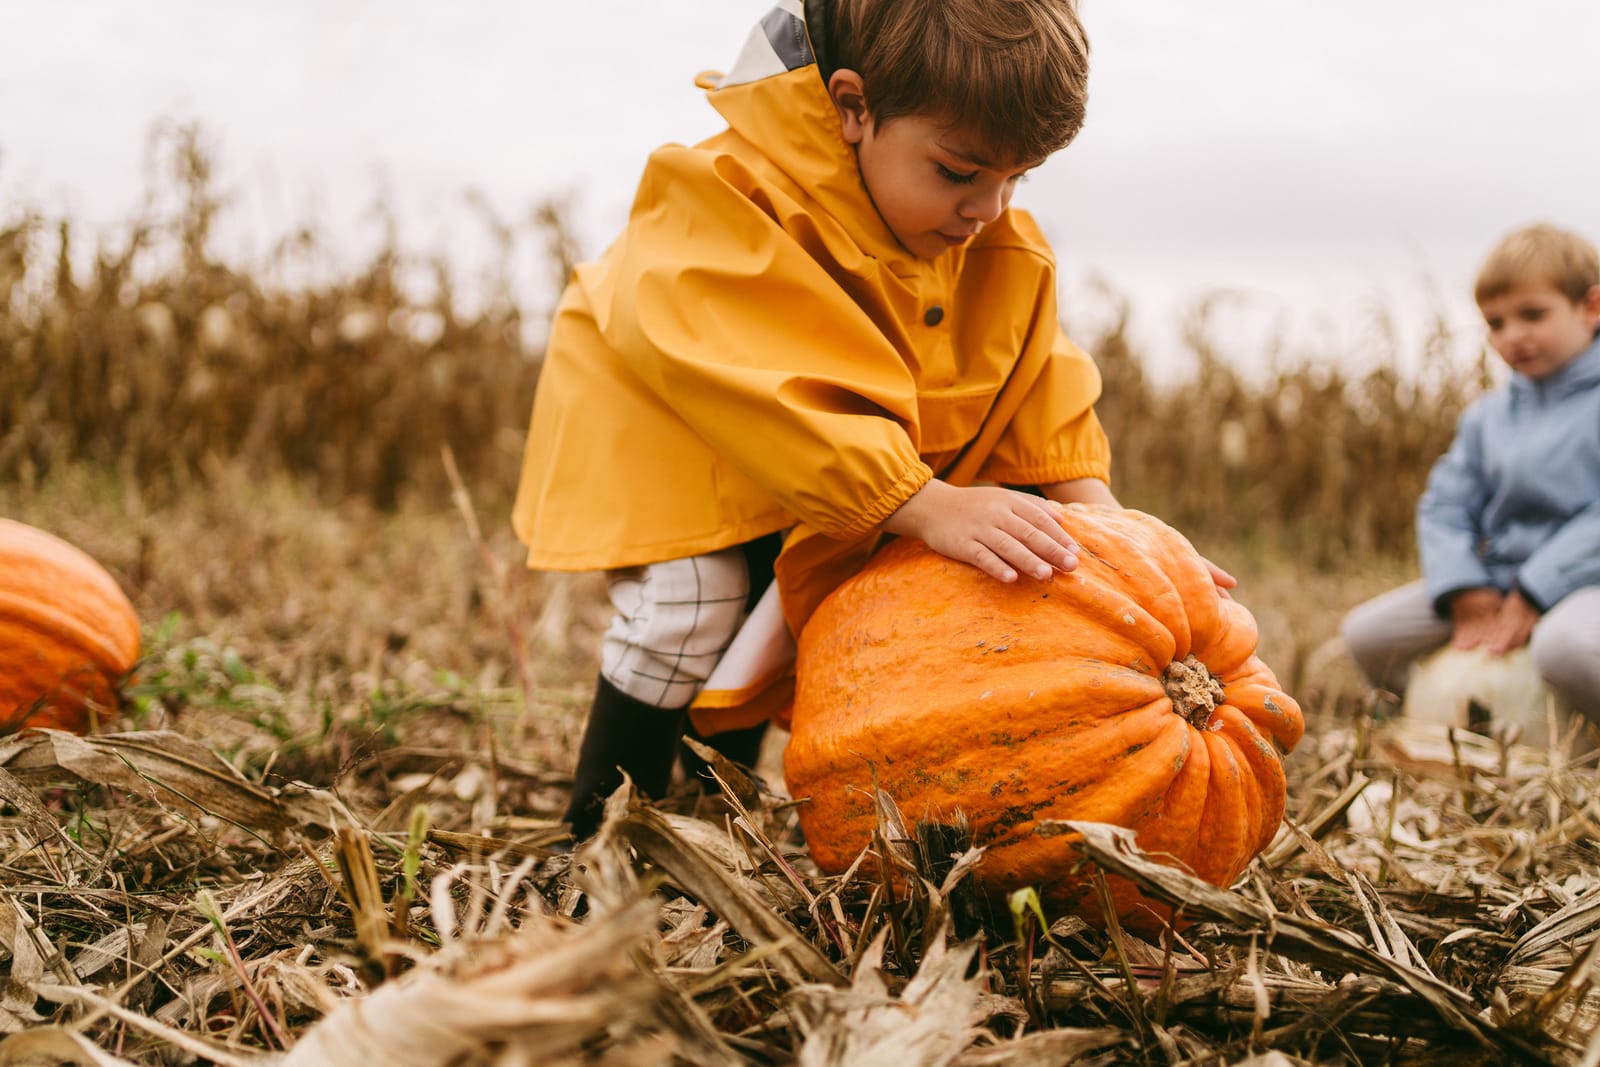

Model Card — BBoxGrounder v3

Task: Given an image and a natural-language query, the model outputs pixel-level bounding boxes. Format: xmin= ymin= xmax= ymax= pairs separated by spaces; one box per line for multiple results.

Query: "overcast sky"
xmin=3 ymin=2 xmax=1598 ymax=375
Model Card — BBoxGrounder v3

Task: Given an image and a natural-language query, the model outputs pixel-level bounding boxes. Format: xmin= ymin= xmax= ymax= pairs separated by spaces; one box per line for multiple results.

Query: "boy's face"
xmin=1479 ymin=281 xmax=1600 ymax=380
xmin=830 ymin=73 xmax=1038 ymax=260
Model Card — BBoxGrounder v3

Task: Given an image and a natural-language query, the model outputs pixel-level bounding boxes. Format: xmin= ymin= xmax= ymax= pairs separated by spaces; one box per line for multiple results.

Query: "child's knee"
xmin=600 ymin=548 xmax=753 ymax=707
xmin=1529 ymin=621 xmax=1600 ymax=707
xmin=1339 ymin=600 xmax=1388 ymax=672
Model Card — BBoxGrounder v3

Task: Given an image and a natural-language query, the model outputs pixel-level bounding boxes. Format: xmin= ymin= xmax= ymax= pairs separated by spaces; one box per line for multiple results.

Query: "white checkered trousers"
xmin=599 ymin=545 xmax=758 ymax=709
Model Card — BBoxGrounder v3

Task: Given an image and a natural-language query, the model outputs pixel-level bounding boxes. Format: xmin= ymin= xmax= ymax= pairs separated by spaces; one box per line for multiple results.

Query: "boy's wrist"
xmin=1447 ymin=586 xmax=1502 ymax=620
xmin=882 ymin=478 xmax=947 ymax=539
xmin=1511 ymin=582 xmax=1547 ymax=614
xmin=1039 ymin=477 xmax=1119 ymax=509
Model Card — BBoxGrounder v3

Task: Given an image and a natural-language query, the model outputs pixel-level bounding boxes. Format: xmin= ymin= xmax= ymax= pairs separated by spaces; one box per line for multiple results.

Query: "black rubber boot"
xmin=563 ymin=677 xmax=688 ymax=841
xmin=680 ymin=720 xmax=771 ymax=787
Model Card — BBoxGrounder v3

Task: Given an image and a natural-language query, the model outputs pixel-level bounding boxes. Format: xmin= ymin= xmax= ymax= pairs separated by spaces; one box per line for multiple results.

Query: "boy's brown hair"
xmin=826 ymin=0 xmax=1090 ymax=166
xmin=1475 ymin=223 xmax=1600 ymax=306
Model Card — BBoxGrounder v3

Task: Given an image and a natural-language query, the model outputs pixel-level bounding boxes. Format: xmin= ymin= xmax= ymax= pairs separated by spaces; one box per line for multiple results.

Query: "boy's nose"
xmin=959 ymin=185 xmax=1007 ymax=223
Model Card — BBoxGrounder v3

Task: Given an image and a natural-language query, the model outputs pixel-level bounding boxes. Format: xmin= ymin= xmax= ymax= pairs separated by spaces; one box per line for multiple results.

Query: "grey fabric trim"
xmin=803 ymin=0 xmax=836 ymax=79
xmin=760 ymin=6 xmax=813 ymax=72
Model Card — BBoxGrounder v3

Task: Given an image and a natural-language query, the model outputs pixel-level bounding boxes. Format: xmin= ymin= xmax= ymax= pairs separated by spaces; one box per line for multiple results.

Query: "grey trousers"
xmin=1341 ymin=580 xmax=1600 ymax=717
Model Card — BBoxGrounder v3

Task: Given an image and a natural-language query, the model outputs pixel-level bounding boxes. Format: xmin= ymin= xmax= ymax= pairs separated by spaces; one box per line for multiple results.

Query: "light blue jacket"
xmin=1419 ymin=334 xmax=1600 ymax=613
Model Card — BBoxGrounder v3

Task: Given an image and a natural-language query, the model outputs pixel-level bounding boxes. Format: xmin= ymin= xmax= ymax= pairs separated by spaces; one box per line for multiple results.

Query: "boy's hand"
xmin=884 ymin=480 xmax=1079 ymax=583
xmin=1037 ymin=479 xmax=1236 ymax=597
xmin=1449 ymin=587 xmax=1509 ymax=651
xmin=1204 ymin=558 xmax=1238 ymax=598
xmin=1481 ymin=589 xmax=1540 ymax=655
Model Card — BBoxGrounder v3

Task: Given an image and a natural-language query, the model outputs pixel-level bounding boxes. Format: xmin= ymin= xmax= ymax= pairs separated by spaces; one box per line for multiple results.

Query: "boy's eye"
xmin=1485 ymin=318 xmax=1504 ymax=331
xmin=937 ymin=164 xmax=978 ymax=185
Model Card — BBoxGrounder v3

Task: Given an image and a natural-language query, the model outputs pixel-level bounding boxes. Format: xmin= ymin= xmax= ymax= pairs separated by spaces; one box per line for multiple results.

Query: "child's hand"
xmin=1481 ymin=589 xmax=1540 ymax=655
xmin=1449 ymin=587 xmax=1513 ymax=651
xmin=1037 ymin=478 xmax=1237 ymax=598
xmin=1203 ymin=557 xmax=1237 ymax=599
xmin=884 ymin=480 xmax=1079 ymax=583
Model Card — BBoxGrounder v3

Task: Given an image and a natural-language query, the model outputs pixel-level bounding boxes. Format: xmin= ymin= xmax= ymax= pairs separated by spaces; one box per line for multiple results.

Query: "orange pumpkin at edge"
xmin=0 ymin=518 xmax=141 ymax=735
xmin=783 ymin=504 xmax=1305 ymax=931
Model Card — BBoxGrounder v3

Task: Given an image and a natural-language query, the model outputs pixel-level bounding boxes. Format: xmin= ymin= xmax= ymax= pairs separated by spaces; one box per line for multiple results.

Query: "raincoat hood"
xmin=702 ymin=0 xmax=918 ymax=273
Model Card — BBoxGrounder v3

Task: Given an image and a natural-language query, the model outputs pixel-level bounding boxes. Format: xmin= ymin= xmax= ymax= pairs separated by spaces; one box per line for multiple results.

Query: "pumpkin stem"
xmin=1163 ymin=654 xmax=1225 ymax=728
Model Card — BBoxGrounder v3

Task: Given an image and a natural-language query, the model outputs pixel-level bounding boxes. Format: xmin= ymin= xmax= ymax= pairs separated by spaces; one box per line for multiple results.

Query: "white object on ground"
xmin=1402 ymin=645 xmax=1572 ymax=748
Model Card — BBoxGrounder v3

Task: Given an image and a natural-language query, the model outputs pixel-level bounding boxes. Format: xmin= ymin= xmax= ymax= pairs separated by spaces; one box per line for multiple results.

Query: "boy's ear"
xmin=1582 ymin=285 xmax=1600 ymax=323
xmin=827 ymin=69 xmax=870 ymax=145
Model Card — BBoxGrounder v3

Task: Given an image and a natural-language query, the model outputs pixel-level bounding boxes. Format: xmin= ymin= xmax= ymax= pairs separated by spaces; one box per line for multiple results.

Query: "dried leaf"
xmin=951 ymin=1027 xmax=1127 ymax=1066
xmin=791 ymin=931 xmax=987 ymax=1067
xmin=281 ymin=899 xmax=667 ymax=1066
xmin=0 ymin=1026 xmax=141 ymax=1066
xmin=1061 ymin=819 xmax=1550 ymax=1062
xmin=0 ymin=729 xmax=328 ymax=832
xmin=31 ymin=984 xmax=261 ymax=1067
xmin=612 ymin=804 xmax=844 ymax=988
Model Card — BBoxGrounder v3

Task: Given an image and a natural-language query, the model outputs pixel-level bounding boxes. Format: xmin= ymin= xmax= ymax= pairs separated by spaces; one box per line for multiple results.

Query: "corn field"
xmin=2 ymin=128 xmax=1490 ymax=559
xmin=0 ymin=127 xmax=558 ymax=511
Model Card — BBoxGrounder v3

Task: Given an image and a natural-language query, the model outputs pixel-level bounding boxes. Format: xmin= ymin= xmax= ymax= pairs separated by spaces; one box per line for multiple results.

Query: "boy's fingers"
xmin=983 ymin=532 xmax=1047 ymax=581
xmin=1030 ymin=531 xmax=1081 ymax=572
xmin=1203 ymin=558 xmax=1237 ymax=590
xmin=1010 ymin=511 xmax=1080 ymax=571
xmin=1019 ymin=499 xmax=1077 ymax=547
xmin=994 ymin=530 xmax=1069 ymax=581
xmin=971 ymin=543 xmax=1018 ymax=583
xmin=1036 ymin=540 xmax=1079 ymax=572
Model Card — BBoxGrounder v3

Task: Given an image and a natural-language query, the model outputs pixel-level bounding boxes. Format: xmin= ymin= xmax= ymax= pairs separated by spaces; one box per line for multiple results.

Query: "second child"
xmin=1342 ymin=223 xmax=1600 ymax=716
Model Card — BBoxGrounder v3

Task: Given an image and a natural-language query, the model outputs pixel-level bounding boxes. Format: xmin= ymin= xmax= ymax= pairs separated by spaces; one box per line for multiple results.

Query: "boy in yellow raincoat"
xmin=514 ymin=0 xmax=1230 ymax=839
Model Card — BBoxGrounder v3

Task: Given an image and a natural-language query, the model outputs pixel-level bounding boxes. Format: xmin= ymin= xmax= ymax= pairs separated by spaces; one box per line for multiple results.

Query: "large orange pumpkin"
xmin=0 ymin=519 xmax=141 ymax=734
xmin=784 ymin=505 xmax=1304 ymax=928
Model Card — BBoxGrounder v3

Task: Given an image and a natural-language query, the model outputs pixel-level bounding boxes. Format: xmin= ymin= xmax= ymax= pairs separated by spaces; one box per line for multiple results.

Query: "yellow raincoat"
xmin=512 ymin=16 xmax=1110 ymax=657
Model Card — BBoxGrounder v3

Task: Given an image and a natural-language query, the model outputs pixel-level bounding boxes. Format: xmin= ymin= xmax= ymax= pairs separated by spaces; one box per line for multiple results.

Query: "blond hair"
xmin=1475 ymin=223 xmax=1600 ymax=305
xmin=825 ymin=0 xmax=1090 ymax=165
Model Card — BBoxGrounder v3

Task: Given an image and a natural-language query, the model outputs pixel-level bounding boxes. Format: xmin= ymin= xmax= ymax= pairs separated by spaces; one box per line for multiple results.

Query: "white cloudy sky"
xmin=3 ymin=1 xmax=1598 ymax=374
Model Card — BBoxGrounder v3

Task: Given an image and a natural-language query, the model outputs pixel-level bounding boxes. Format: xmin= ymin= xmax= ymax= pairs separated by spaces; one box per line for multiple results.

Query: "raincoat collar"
xmin=704 ymin=0 xmax=931 ymax=278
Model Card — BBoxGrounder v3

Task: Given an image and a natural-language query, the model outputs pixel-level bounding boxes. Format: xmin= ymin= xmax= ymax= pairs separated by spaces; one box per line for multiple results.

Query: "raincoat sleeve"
xmin=1418 ymin=404 xmax=1495 ymax=612
xmin=588 ymin=146 xmax=930 ymax=539
xmin=974 ymin=328 xmax=1111 ymax=487
xmin=1516 ymin=499 xmax=1600 ymax=610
